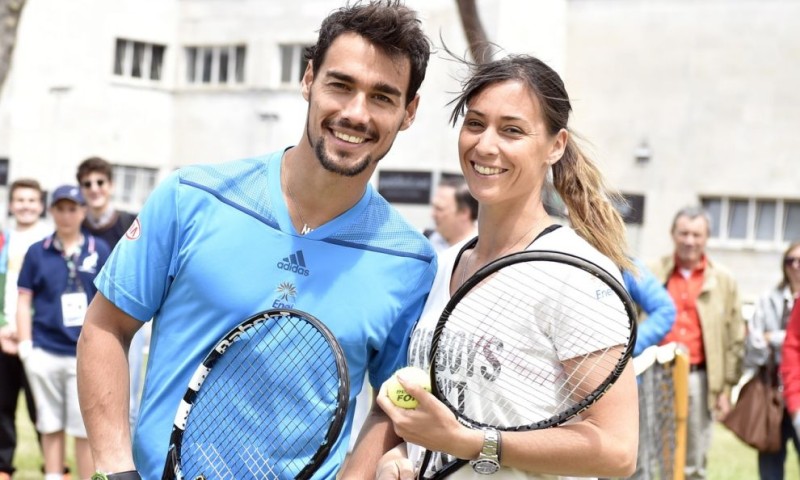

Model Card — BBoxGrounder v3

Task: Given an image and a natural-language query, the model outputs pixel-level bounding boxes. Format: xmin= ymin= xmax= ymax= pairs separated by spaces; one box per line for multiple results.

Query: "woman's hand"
xmin=375 ymin=371 xmax=482 ymax=461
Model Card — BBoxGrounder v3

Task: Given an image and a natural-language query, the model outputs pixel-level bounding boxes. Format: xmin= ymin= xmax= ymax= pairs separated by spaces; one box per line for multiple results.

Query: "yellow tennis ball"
xmin=386 ymin=366 xmax=431 ymax=409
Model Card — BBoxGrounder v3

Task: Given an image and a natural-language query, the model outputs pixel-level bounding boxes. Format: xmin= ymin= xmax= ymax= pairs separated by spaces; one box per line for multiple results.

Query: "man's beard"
xmin=313 ymin=136 xmax=373 ymax=177
xmin=305 ymin=114 xmax=395 ymax=177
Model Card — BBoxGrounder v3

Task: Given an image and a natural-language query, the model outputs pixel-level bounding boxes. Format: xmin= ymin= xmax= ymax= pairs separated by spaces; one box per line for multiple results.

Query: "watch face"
xmin=472 ymin=459 xmax=501 ymax=475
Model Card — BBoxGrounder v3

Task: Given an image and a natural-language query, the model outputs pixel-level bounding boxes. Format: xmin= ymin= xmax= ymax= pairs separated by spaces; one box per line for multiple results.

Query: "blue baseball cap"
xmin=50 ymin=185 xmax=86 ymax=206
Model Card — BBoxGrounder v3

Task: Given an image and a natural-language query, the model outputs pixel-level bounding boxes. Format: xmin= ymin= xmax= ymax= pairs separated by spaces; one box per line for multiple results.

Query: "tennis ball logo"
xmin=387 ymin=366 xmax=431 ymax=409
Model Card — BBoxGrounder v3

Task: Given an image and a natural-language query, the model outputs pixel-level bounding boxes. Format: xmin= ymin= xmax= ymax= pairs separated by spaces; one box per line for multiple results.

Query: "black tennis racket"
xmin=417 ymin=250 xmax=637 ymax=479
xmin=161 ymin=309 xmax=349 ymax=480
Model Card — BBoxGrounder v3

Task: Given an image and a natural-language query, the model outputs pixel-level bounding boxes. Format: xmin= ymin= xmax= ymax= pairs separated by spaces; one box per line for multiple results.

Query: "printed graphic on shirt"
xmin=125 ymin=217 xmax=141 ymax=240
xmin=276 ymin=250 xmax=311 ymax=276
xmin=411 ymin=263 xmax=626 ymax=424
xmin=272 ymin=281 xmax=298 ymax=309
xmin=79 ymin=252 xmax=100 ymax=274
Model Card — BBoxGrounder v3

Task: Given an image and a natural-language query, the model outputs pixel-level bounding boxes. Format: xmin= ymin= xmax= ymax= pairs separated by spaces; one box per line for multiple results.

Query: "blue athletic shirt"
xmin=18 ymin=233 xmax=110 ymax=356
xmin=94 ymin=150 xmax=437 ymax=480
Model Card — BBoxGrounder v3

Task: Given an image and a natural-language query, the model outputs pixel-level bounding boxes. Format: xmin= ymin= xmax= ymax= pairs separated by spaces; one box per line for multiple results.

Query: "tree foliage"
xmin=0 ymin=0 xmax=26 ymax=94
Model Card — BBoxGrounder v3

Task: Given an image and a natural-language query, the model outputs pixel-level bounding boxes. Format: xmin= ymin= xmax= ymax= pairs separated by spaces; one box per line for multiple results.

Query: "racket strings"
xmin=179 ymin=315 xmax=344 ymax=479
xmin=434 ymin=260 xmax=632 ymax=429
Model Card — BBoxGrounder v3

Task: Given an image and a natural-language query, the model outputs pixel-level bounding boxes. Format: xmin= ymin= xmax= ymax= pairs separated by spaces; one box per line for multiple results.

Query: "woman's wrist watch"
xmin=470 ymin=428 xmax=501 ymax=475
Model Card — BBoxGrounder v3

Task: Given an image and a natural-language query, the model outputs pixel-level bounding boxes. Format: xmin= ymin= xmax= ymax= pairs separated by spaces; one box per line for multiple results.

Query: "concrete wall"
xmin=565 ymin=0 xmax=800 ymax=298
xmin=1 ymin=0 xmax=796 ymax=299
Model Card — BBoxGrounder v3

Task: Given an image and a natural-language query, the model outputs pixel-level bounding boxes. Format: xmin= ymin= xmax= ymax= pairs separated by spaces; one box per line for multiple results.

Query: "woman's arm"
xmin=377 ymin=360 xmax=638 ymax=478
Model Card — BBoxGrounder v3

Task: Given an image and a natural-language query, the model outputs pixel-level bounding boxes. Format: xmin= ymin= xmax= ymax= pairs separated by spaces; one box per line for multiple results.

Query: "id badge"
xmin=61 ymin=292 xmax=88 ymax=327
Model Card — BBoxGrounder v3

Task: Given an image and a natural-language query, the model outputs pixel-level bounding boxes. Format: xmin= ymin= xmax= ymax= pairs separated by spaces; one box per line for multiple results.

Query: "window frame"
xmin=184 ymin=44 xmax=247 ymax=87
xmin=113 ymin=38 xmax=167 ymax=83
xmin=279 ymin=43 xmax=312 ymax=87
xmin=701 ymin=196 xmax=800 ymax=249
xmin=112 ymin=165 xmax=159 ymax=212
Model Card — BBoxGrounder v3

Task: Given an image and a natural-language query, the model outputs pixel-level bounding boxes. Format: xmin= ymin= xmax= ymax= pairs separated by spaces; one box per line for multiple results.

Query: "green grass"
xmin=9 ymin=394 xmax=800 ymax=479
xmin=708 ymin=422 xmax=799 ymax=480
xmin=12 ymin=397 xmax=76 ymax=480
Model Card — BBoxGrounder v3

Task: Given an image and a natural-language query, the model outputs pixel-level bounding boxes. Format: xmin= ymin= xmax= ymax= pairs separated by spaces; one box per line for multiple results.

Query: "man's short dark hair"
xmin=305 ymin=0 xmax=431 ymax=105
xmin=9 ymin=178 xmax=43 ymax=202
xmin=440 ymin=176 xmax=478 ymax=222
xmin=76 ymin=156 xmax=114 ymax=183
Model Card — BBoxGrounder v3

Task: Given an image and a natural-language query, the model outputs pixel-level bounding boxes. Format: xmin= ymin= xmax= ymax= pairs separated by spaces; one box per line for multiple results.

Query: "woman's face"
xmin=457 ymin=79 xmax=566 ymax=209
xmin=784 ymin=244 xmax=800 ymax=289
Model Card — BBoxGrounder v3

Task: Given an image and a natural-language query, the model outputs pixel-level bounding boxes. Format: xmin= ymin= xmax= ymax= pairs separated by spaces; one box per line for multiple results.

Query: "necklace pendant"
xmin=300 ymin=224 xmax=314 ymax=235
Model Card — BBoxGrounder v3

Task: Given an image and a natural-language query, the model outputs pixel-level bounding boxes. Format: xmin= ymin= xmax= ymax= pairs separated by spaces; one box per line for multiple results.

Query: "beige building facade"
xmin=0 ymin=0 xmax=797 ymax=299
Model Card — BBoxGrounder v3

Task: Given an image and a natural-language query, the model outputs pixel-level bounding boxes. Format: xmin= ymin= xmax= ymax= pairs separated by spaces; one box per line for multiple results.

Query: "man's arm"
xmin=14 ymin=290 xmax=32 ymax=358
xmin=718 ymin=277 xmax=744 ymax=419
xmin=77 ymin=293 xmax=143 ymax=473
xmin=339 ymin=390 xmax=404 ymax=479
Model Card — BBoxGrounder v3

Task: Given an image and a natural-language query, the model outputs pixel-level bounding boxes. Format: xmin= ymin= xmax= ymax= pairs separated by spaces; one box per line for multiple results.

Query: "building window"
xmin=185 ymin=45 xmax=246 ymax=85
xmin=280 ymin=44 xmax=311 ymax=85
xmin=785 ymin=201 xmax=800 ymax=242
xmin=113 ymin=165 xmax=158 ymax=210
xmin=113 ymin=38 xmax=166 ymax=81
xmin=701 ymin=196 xmax=800 ymax=246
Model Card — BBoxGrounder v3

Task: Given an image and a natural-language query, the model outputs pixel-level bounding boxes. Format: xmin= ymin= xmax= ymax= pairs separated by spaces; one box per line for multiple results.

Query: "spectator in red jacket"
xmin=781 ymin=288 xmax=800 ymax=439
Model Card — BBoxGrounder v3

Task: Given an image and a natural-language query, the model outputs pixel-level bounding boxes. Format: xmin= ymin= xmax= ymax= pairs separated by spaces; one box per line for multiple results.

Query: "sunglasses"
xmin=784 ymin=257 xmax=800 ymax=268
xmin=81 ymin=179 xmax=106 ymax=189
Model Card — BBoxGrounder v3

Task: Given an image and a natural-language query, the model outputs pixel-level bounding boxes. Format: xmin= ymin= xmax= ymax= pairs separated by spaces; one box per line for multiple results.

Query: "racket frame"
xmin=421 ymin=250 xmax=637 ymax=478
xmin=161 ymin=308 xmax=350 ymax=480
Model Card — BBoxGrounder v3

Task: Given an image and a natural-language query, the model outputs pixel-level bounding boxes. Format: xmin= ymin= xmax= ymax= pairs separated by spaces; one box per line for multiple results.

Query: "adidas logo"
xmin=277 ymin=250 xmax=311 ymax=276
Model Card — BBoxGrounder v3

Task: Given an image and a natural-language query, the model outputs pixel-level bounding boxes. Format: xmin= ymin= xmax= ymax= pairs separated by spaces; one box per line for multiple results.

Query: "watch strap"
xmin=470 ymin=428 xmax=502 ymax=474
xmin=92 ymin=470 xmax=142 ymax=480
xmin=482 ymin=428 xmax=501 ymax=462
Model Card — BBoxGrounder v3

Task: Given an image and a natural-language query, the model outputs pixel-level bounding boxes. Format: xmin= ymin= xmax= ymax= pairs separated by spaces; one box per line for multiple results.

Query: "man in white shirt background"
xmin=425 ymin=177 xmax=478 ymax=253
xmin=0 ymin=178 xmax=52 ymax=480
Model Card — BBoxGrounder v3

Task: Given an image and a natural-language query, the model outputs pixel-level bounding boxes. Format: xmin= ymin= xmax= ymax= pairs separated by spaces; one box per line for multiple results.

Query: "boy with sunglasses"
xmin=76 ymin=158 xmax=145 ymax=431
xmin=76 ymin=157 xmax=137 ymax=251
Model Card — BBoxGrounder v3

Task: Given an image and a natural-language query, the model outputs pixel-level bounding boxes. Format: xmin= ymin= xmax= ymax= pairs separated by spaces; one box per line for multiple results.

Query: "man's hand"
xmin=0 ymin=325 xmax=18 ymax=355
xmin=715 ymin=392 xmax=732 ymax=420
xmin=375 ymin=458 xmax=415 ymax=480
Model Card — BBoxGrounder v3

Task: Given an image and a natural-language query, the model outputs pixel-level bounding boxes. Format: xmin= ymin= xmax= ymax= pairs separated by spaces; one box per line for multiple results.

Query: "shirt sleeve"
xmin=744 ymin=292 xmax=775 ymax=369
xmin=16 ymin=243 xmax=39 ymax=293
xmin=626 ymin=262 xmax=677 ymax=356
xmin=367 ymin=258 xmax=437 ymax=388
xmin=94 ymin=173 xmax=182 ymax=321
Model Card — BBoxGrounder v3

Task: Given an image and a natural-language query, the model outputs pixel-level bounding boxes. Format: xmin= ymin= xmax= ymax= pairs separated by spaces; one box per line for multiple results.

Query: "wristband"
xmin=18 ymin=340 xmax=32 ymax=361
xmin=91 ymin=470 xmax=142 ymax=480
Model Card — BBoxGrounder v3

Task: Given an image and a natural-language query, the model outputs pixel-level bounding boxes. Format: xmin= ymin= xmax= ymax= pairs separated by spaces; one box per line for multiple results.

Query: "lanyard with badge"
xmin=59 ymin=238 xmax=88 ymax=328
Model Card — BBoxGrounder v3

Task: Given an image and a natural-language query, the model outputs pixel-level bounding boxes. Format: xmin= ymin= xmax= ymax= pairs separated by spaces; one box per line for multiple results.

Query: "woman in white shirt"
xmin=375 ymin=55 xmax=638 ymax=480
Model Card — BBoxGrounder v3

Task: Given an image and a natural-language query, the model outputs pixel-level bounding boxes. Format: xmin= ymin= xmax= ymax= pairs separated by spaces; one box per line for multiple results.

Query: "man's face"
xmin=301 ymin=32 xmax=419 ymax=178
xmin=671 ymin=215 xmax=709 ymax=267
xmin=50 ymin=200 xmax=86 ymax=236
xmin=9 ymin=187 xmax=44 ymax=228
xmin=79 ymin=172 xmax=113 ymax=211
xmin=432 ymin=186 xmax=460 ymax=242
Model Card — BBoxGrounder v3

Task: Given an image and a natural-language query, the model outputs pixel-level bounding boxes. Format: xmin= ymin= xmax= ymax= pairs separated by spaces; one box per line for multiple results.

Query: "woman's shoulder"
xmin=529 ymin=226 xmax=622 ymax=280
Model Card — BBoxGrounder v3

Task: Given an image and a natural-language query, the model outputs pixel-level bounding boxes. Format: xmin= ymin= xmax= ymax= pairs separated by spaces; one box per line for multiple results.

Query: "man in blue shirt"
xmin=76 ymin=3 xmax=435 ymax=480
xmin=17 ymin=185 xmax=110 ymax=480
